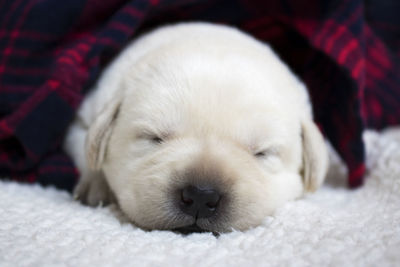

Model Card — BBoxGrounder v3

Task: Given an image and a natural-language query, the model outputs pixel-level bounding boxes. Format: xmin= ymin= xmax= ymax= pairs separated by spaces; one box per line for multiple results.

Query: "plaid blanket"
xmin=0 ymin=0 xmax=399 ymax=192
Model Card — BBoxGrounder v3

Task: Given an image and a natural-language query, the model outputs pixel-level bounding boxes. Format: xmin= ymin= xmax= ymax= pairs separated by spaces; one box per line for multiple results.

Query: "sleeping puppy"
xmin=64 ymin=22 xmax=328 ymax=233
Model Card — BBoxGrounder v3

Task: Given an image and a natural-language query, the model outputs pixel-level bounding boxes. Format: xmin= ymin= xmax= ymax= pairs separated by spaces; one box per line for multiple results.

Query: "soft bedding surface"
xmin=0 ymin=129 xmax=399 ymax=267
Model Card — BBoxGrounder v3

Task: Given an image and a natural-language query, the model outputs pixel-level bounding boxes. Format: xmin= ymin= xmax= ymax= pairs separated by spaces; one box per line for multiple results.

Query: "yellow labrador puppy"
xmin=64 ymin=22 xmax=328 ymax=233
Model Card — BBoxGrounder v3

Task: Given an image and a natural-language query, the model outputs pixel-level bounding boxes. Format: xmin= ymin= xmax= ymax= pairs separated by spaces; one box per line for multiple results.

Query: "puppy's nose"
xmin=180 ymin=185 xmax=221 ymax=218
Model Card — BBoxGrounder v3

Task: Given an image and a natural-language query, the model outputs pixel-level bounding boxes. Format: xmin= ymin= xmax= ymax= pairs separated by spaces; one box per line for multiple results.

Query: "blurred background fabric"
xmin=0 ymin=0 xmax=399 ymax=191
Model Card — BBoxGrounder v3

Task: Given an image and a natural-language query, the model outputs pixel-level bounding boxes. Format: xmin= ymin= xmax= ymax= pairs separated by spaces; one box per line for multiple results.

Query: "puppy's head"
xmin=85 ymin=45 xmax=328 ymax=233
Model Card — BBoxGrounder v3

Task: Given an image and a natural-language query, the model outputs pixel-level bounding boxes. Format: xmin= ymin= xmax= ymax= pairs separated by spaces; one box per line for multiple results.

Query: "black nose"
xmin=179 ymin=185 xmax=221 ymax=218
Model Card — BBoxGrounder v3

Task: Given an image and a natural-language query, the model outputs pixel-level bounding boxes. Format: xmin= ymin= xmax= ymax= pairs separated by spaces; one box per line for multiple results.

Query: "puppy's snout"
xmin=179 ymin=185 xmax=221 ymax=218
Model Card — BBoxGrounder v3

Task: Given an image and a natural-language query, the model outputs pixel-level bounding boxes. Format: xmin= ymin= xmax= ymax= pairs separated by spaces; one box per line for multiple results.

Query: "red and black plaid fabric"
xmin=1 ymin=0 xmax=399 ymax=192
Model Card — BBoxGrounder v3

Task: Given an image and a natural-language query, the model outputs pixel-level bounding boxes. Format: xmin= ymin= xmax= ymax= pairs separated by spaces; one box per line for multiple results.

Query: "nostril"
xmin=181 ymin=190 xmax=193 ymax=205
xmin=205 ymin=192 xmax=220 ymax=209
xmin=206 ymin=199 xmax=219 ymax=209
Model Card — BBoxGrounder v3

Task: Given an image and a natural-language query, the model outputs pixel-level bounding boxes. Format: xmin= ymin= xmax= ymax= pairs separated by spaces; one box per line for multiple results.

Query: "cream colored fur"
xmin=64 ymin=22 xmax=328 ymax=232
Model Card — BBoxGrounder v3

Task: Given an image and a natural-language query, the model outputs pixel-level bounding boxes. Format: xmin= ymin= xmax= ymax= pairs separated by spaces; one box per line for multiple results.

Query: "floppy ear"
xmin=85 ymin=96 xmax=122 ymax=170
xmin=301 ymin=119 xmax=329 ymax=192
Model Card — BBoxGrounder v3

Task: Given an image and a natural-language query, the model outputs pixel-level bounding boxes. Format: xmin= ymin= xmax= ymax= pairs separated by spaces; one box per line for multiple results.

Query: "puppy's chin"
xmin=174 ymin=224 xmax=208 ymax=234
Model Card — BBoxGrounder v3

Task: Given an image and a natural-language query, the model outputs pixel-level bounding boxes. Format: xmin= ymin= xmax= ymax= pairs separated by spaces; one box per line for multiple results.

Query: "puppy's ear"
xmin=301 ymin=119 xmax=328 ymax=192
xmin=85 ymin=95 xmax=122 ymax=170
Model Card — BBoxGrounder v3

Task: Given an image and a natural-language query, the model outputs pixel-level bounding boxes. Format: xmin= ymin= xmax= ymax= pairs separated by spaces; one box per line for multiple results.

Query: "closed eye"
xmin=151 ymin=136 xmax=163 ymax=144
xmin=136 ymin=130 xmax=165 ymax=144
xmin=253 ymin=147 xmax=279 ymax=158
xmin=254 ymin=151 xmax=266 ymax=157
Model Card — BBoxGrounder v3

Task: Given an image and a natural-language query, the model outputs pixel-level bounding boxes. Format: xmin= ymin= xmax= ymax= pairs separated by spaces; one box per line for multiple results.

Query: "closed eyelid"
xmin=254 ymin=146 xmax=280 ymax=156
xmin=135 ymin=130 xmax=155 ymax=139
xmin=131 ymin=120 xmax=174 ymax=139
xmin=135 ymin=128 xmax=171 ymax=140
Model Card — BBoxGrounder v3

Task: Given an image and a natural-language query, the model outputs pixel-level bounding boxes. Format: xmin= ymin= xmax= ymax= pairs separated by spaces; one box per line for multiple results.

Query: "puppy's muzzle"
xmin=179 ymin=185 xmax=221 ymax=219
xmin=172 ymin=164 xmax=230 ymax=234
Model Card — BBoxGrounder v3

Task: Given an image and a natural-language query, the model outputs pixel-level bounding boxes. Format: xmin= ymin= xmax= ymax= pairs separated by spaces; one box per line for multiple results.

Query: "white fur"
xmin=64 ymin=22 xmax=328 ymax=232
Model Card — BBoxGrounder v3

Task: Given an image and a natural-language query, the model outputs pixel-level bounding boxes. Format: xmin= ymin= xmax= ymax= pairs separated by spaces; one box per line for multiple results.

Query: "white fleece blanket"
xmin=1 ymin=130 xmax=399 ymax=267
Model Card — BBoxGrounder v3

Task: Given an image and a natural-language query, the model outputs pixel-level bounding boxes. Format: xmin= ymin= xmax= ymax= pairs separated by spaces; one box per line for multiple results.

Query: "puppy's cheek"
xmin=118 ymin=184 xmax=174 ymax=229
xmin=103 ymin=166 xmax=173 ymax=229
xmin=228 ymin=174 xmax=271 ymax=230
xmin=268 ymin=172 xmax=304 ymax=204
xmin=229 ymin=171 xmax=303 ymax=230
xmin=102 ymin=141 xmax=202 ymax=229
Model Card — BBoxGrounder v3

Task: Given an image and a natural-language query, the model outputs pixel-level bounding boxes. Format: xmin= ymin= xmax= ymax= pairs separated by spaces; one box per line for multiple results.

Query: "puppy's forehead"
xmin=121 ymin=52 xmax=301 ymax=141
xmin=127 ymin=60 xmax=279 ymax=110
xmin=126 ymin=79 xmax=280 ymax=127
xmin=120 ymin=31 xmax=309 ymax=122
